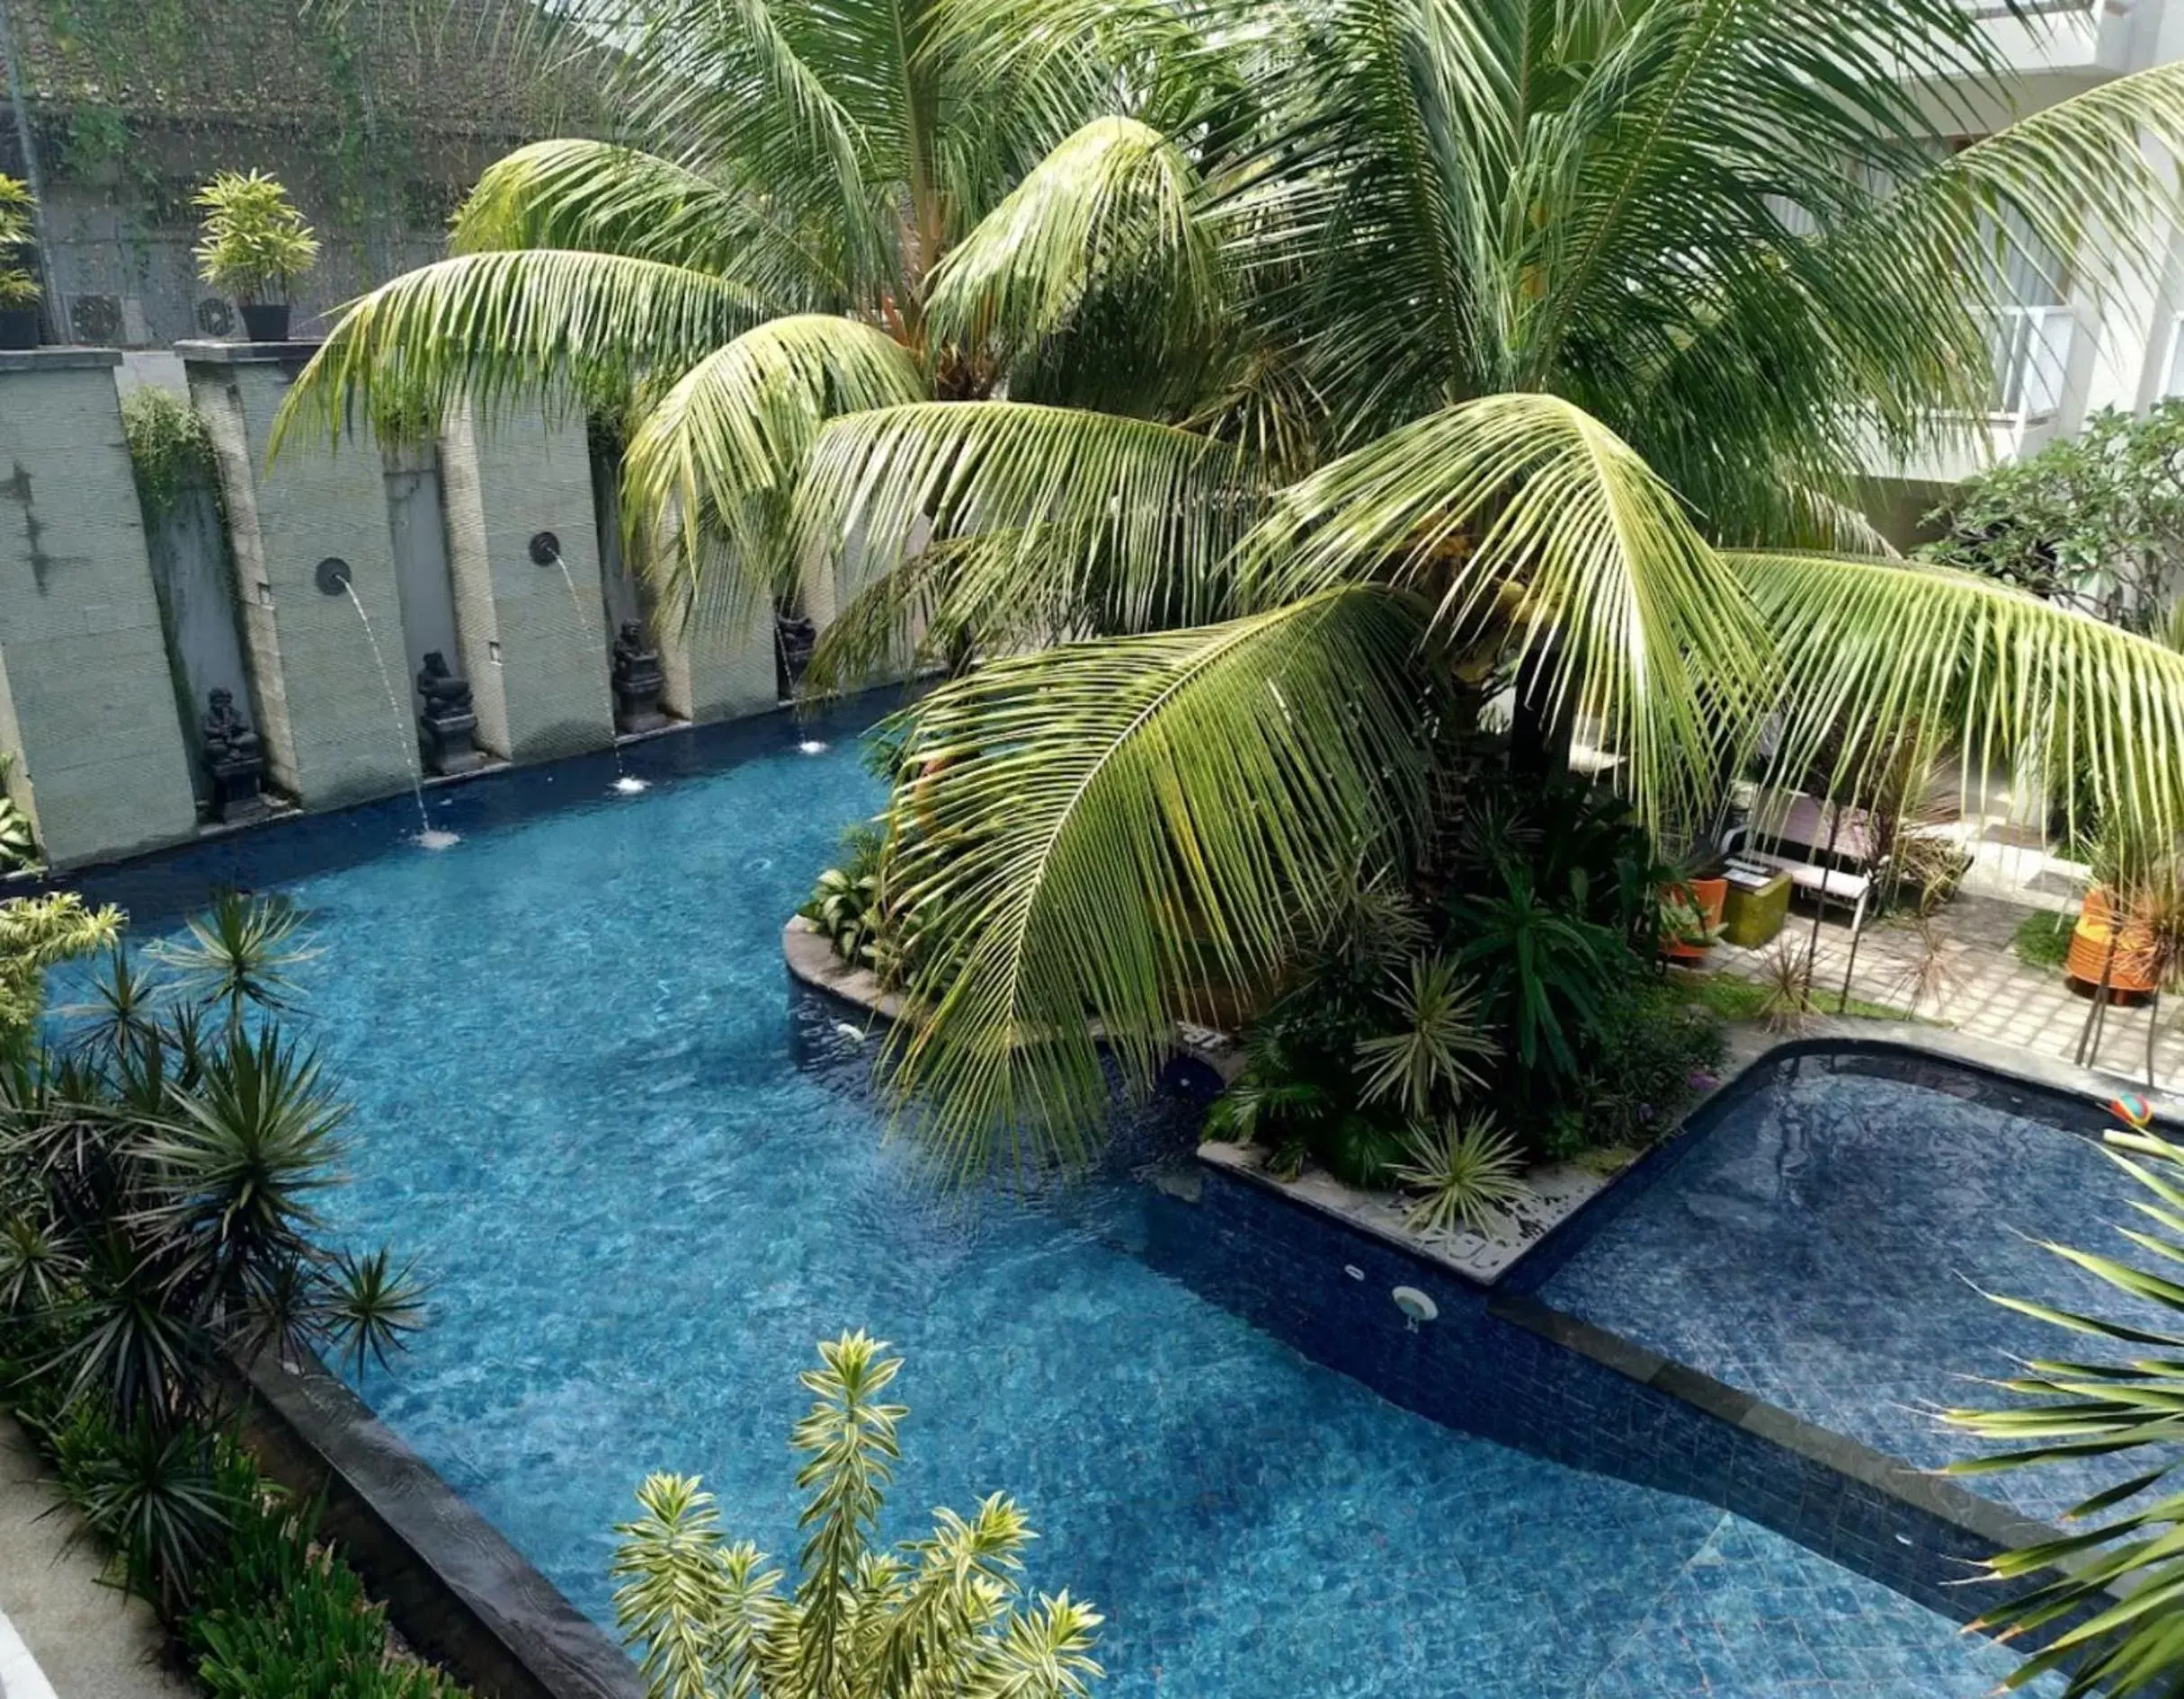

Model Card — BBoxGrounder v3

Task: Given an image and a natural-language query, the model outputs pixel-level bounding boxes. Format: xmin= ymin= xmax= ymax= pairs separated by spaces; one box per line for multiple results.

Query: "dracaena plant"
xmin=612 ymin=1331 xmax=1102 ymax=1699
xmin=192 ymin=172 xmax=320 ymax=305
xmin=281 ymin=0 xmax=2184 ymax=1171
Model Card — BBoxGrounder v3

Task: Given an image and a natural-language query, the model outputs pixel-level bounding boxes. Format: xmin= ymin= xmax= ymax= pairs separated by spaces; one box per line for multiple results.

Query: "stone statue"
xmin=610 ymin=619 xmax=670 ymax=734
xmin=415 ymin=650 xmax=486 ymax=777
xmin=775 ymin=611 xmax=816 ymax=698
xmin=200 ymin=687 xmax=268 ymax=823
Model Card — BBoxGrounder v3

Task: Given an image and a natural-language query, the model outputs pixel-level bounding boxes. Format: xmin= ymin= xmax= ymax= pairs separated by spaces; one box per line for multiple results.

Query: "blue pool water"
xmin=1542 ymin=1059 xmax=2164 ymax=1524
xmin=89 ymin=715 xmax=2049 ymax=1697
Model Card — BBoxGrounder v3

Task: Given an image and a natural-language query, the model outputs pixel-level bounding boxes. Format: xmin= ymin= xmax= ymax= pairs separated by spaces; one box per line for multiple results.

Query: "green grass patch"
xmin=2013 ymin=908 xmax=2075 ymax=970
xmin=1677 ymin=970 xmax=1921 ymax=1025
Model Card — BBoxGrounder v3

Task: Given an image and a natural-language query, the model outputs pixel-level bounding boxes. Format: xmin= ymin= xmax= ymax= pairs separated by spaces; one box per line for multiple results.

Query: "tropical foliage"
xmin=0 ymin=889 xmax=120 ymax=1036
xmin=0 ymin=892 xmax=425 ymax=1619
xmin=1944 ymin=1118 xmax=2184 ymax=1696
xmin=612 ymin=1331 xmax=1102 ymax=1699
xmin=1925 ymin=399 xmax=2184 ymax=630
xmin=0 ymin=174 xmax=37 ymax=310
xmin=281 ymin=0 xmax=2184 ymax=1170
xmin=193 ymin=171 xmax=320 ymax=304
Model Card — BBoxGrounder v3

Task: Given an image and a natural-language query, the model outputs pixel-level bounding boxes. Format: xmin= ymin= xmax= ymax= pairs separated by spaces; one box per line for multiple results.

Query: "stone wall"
xmin=0 ymin=349 xmax=198 ymax=865
xmin=441 ymin=405 xmax=616 ymax=762
xmin=183 ymin=342 xmax=421 ymax=810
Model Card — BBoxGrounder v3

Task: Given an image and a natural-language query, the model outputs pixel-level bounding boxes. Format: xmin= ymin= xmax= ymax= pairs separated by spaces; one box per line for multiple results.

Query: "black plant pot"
xmin=239 ymin=302 xmax=291 ymax=342
xmin=0 ymin=307 xmax=38 ymax=351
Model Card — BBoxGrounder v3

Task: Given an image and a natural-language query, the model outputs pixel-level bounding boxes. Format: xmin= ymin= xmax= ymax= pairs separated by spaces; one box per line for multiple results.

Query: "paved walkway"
xmin=1713 ymin=891 xmax=2184 ymax=1090
xmin=0 ymin=1419 xmax=191 ymax=1699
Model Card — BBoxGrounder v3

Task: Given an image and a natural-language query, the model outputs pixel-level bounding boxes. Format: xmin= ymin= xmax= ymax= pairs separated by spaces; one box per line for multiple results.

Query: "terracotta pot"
xmin=1662 ymin=876 xmax=1728 ymax=963
xmin=2066 ymin=884 xmax=2160 ymax=997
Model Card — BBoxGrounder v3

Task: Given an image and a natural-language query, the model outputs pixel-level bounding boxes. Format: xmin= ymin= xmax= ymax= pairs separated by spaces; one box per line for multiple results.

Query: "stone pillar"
xmin=440 ymin=405 xmax=616 ymax=760
xmin=0 ymin=348 xmax=199 ymax=866
xmin=180 ymin=341 xmax=418 ymax=811
xmin=597 ymin=448 xmax=776 ymax=724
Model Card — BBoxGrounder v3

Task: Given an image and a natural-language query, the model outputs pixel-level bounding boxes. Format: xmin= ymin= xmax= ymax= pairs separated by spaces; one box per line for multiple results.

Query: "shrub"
xmin=192 ymin=172 xmax=318 ymax=304
xmin=1572 ymin=979 xmax=1728 ymax=1149
xmin=187 ymin=1484 xmax=466 ymax=1697
xmin=614 ymin=1333 xmax=1102 ymax=1699
xmin=798 ymin=820 xmax=885 ymax=969
xmin=0 ymin=175 xmax=38 ymax=309
xmin=1393 ymin=1114 xmax=1529 ymax=1238
xmin=2013 ymin=906 xmax=2075 ymax=969
xmin=122 ymin=387 xmax=220 ymax=526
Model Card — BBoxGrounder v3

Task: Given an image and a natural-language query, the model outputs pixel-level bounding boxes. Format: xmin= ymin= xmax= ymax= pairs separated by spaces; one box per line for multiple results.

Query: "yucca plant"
xmin=281 ymin=0 xmax=2184 ymax=1170
xmin=1392 ymin=1114 xmax=1529 ymax=1241
xmin=612 ymin=1331 xmax=1102 ymax=1699
xmin=1354 ymin=954 xmax=1494 ymax=1119
xmin=1943 ymin=1121 xmax=2184 ymax=1695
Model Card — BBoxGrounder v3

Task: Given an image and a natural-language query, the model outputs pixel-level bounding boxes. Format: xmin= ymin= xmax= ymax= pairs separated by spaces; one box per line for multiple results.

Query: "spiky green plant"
xmin=1355 ymin=955 xmax=1495 ymax=1118
xmin=612 ymin=1331 xmax=1102 ymax=1699
xmin=1943 ymin=1122 xmax=2184 ymax=1695
xmin=0 ymin=891 xmax=123 ymax=1040
xmin=1392 ymin=1114 xmax=1529 ymax=1240
xmin=192 ymin=172 xmax=319 ymax=305
xmin=279 ymin=0 xmax=2184 ymax=1170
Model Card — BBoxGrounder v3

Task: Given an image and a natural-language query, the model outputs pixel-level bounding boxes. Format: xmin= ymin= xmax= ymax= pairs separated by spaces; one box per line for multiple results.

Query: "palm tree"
xmin=281 ymin=0 xmax=2184 ymax=1168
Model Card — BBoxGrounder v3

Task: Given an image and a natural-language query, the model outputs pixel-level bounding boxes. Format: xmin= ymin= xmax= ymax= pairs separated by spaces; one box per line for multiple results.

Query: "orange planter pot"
xmin=2065 ymin=885 xmax=2160 ymax=997
xmin=1663 ymin=876 xmax=1728 ymax=963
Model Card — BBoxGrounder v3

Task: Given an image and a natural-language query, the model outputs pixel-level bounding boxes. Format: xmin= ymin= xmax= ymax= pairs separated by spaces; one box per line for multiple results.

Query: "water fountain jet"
xmin=316 ymin=557 xmax=459 ymax=850
xmin=530 ymin=532 xmax=650 ymax=796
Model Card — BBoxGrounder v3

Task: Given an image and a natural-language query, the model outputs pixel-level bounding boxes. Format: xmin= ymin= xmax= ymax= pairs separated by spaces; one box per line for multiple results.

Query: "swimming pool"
xmin=1540 ymin=1053 xmax=2162 ymax=1525
xmin=85 ymin=713 xmax=2051 ymax=1697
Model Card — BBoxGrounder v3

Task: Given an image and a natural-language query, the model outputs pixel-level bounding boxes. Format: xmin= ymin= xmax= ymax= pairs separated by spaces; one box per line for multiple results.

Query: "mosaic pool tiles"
xmin=1542 ymin=1059 xmax=2171 ymax=1524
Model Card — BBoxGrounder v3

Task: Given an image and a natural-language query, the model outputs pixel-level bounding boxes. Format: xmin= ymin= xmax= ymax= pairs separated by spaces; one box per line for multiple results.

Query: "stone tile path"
xmin=1712 ymin=891 xmax=2184 ymax=1090
xmin=0 ymin=1419 xmax=192 ymax=1699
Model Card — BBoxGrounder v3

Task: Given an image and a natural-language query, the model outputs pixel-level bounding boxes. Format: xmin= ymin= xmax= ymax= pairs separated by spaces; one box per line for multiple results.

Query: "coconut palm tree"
xmin=281 ymin=0 xmax=2184 ymax=1169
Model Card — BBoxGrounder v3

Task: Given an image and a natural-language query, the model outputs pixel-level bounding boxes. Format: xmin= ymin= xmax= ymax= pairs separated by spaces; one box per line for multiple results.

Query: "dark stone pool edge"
xmin=241 ymin=1350 xmax=644 ymax=1699
xmin=1159 ymin=1016 xmax=2162 ymax=1659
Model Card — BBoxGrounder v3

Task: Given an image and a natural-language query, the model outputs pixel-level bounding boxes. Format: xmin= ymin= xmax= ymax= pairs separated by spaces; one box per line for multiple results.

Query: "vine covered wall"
xmin=0 ymin=0 xmax=610 ymax=343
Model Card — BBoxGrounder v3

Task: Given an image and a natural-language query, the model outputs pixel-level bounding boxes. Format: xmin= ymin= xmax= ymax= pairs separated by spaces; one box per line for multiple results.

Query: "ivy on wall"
xmin=9 ymin=0 xmax=611 ymax=279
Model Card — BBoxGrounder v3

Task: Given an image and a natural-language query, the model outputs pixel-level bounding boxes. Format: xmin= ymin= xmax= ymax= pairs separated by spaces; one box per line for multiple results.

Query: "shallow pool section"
xmin=94 ymin=720 xmax=2050 ymax=1697
xmin=1541 ymin=1054 xmax=2162 ymax=1525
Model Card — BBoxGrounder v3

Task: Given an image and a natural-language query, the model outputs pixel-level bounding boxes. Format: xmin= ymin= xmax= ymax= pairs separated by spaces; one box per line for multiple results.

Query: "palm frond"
xmin=621 ymin=314 xmax=928 ymax=631
xmin=1243 ymin=392 xmax=1770 ymax=830
xmin=1734 ymin=552 xmax=2184 ymax=847
xmin=452 ymin=138 xmax=844 ymax=311
xmin=928 ymin=115 xmax=1225 ymax=409
xmin=876 ymin=586 xmax=1434 ymax=1174
xmin=272 ymin=251 xmax=762 ymax=453
xmin=794 ymin=400 xmax=1264 ymax=685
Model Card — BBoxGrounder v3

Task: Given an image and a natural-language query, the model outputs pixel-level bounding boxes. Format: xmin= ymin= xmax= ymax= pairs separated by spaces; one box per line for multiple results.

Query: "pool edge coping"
xmin=241 ymin=1349 xmax=644 ymax=1699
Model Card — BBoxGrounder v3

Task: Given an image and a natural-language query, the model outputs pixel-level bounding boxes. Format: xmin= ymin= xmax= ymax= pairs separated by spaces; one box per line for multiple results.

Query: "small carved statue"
xmin=610 ymin=619 xmax=670 ymax=734
xmin=775 ymin=612 xmax=816 ymax=698
xmin=200 ymin=687 xmax=268 ymax=823
xmin=415 ymin=650 xmax=486 ymax=777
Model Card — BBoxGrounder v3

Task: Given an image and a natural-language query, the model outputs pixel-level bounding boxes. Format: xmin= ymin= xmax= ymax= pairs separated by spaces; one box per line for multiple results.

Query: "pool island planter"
xmin=1166 ymin=1021 xmax=2171 ymax=1658
xmin=239 ymin=1349 xmax=643 ymax=1699
xmin=786 ymin=906 xmax=2147 ymax=1659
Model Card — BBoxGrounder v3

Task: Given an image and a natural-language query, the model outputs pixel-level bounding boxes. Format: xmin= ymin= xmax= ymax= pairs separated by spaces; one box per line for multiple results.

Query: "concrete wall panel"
xmin=0 ymin=349 xmax=199 ymax=866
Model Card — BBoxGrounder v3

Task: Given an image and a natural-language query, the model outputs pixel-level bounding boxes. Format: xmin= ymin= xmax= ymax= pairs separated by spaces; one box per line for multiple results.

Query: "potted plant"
xmin=1657 ymin=881 xmax=1725 ymax=962
xmin=192 ymin=170 xmax=319 ymax=342
xmin=0 ymin=175 xmax=40 ymax=351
